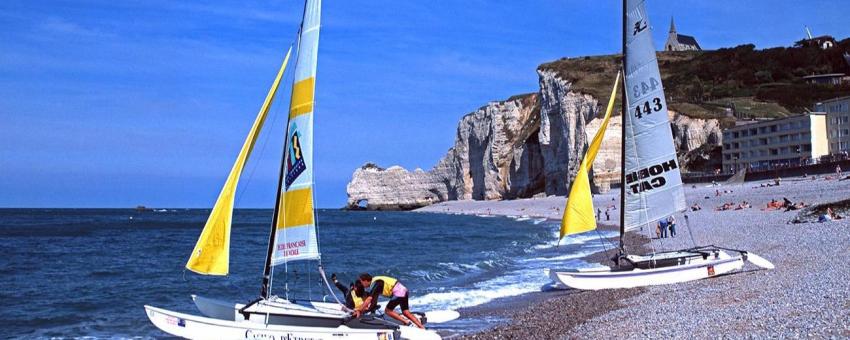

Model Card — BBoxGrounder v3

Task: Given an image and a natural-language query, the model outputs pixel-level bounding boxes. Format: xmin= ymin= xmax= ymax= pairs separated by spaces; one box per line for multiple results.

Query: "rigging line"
xmin=683 ymin=214 xmax=698 ymax=247
xmin=593 ymin=228 xmax=614 ymax=256
xmin=234 ymin=78 xmax=288 ymax=206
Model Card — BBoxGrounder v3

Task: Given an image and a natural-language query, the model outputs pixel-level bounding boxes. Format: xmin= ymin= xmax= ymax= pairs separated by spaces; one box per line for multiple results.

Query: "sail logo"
xmin=285 ymin=123 xmax=306 ymax=189
xmin=633 ymin=20 xmax=647 ymax=35
xmin=625 ymin=159 xmax=678 ymax=194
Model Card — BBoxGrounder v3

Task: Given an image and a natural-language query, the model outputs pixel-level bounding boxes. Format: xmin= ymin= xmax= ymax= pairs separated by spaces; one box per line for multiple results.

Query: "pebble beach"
xmin=417 ymin=176 xmax=850 ymax=338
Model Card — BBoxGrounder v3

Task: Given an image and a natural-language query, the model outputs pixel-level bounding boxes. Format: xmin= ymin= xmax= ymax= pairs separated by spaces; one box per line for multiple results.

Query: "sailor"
xmin=331 ymin=273 xmax=366 ymax=310
xmin=354 ymin=273 xmax=424 ymax=329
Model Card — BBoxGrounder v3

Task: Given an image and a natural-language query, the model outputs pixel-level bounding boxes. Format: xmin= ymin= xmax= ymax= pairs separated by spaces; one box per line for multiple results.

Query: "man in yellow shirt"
xmin=353 ymin=273 xmax=424 ymax=329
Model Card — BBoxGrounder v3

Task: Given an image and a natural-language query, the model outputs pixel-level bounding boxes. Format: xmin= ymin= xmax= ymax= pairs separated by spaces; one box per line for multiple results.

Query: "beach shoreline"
xmin=417 ymin=176 xmax=850 ymax=338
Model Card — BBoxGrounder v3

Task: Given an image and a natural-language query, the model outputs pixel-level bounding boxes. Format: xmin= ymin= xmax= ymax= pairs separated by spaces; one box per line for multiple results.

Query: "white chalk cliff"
xmin=346 ymin=68 xmax=721 ymax=210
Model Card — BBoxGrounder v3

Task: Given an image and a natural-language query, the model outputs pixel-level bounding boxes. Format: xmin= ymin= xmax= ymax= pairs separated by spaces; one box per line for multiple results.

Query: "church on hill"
xmin=664 ymin=17 xmax=701 ymax=51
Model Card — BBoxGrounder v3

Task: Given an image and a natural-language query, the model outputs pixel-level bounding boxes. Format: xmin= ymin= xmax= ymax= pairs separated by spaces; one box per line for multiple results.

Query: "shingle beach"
xmin=418 ymin=176 xmax=850 ymax=339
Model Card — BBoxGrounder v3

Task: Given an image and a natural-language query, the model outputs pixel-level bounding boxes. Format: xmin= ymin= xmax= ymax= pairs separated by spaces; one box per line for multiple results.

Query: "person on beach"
xmin=355 ymin=273 xmax=424 ymax=329
xmin=763 ymin=199 xmax=782 ymax=211
xmin=657 ymin=218 xmax=668 ymax=238
xmin=667 ymin=215 xmax=676 ymax=237
xmin=331 ymin=273 xmax=366 ymax=310
xmin=605 ymin=208 xmax=610 ymax=221
xmin=597 ymin=208 xmax=601 ymax=220
xmin=691 ymin=202 xmax=702 ymax=211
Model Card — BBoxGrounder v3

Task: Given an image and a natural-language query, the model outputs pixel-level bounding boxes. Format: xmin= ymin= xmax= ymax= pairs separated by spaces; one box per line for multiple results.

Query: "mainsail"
xmin=271 ymin=0 xmax=322 ymax=265
xmin=622 ymin=0 xmax=686 ymax=231
xmin=560 ymin=72 xmax=621 ymax=238
xmin=185 ymin=47 xmax=293 ymax=275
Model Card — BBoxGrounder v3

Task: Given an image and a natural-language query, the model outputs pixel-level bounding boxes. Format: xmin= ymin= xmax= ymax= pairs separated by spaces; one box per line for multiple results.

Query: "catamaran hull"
xmin=145 ymin=305 xmax=440 ymax=340
xmin=191 ymin=295 xmax=360 ymax=328
xmin=548 ymin=251 xmax=744 ymax=290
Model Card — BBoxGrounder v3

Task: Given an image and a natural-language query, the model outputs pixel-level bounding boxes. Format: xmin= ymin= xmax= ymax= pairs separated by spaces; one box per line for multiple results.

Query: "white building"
xmin=664 ymin=17 xmax=701 ymax=51
xmin=814 ymin=96 xmax=850 ymax=155
xmin=722 ymin=114 xmax=828 ymax=173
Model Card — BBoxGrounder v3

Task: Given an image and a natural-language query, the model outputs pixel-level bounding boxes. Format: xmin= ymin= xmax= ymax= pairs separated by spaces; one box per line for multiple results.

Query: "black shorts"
xmin=385 ymin=293 xmax=409 ymax=311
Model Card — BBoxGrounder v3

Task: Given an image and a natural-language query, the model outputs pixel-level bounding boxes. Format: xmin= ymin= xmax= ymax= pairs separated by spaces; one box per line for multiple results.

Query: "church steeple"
xmin=669 ymin=16 xmax=677 ymax=33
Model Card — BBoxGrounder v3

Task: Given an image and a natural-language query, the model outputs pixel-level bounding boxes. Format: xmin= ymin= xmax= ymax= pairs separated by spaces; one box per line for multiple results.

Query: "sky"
xmin=2 ymin=0 xmax=849 ymax=208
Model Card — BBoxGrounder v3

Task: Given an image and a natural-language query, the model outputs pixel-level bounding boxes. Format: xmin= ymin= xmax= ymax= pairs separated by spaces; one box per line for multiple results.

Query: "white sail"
xmin=272 ymin=0 xmax=322 ymax=265
xmin=622 ymin=0 xmax=686 ymax=230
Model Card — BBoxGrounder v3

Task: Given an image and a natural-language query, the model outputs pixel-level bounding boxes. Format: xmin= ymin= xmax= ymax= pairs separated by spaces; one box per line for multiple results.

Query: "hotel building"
xmin=814 ymin=96 xmax=850 ymax=155
xmin=721 ymin=114 xmax=828 ymax=173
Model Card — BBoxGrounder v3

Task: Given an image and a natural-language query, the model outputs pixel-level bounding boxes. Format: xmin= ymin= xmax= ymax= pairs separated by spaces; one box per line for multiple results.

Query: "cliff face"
xmin=346 ymin=94 xmax=544 ymax=209
xmin=537 ymin=69 xmax=599 ymax=196
xmin=445 ymin=94 xmax=543 ymax=200
xmin=347 ymin=67 xmax=722 ymax=210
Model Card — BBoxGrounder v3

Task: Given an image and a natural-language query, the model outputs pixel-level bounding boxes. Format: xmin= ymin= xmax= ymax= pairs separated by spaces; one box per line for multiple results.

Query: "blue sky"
xmin=2 ymin=0 xmax=849 ymax=208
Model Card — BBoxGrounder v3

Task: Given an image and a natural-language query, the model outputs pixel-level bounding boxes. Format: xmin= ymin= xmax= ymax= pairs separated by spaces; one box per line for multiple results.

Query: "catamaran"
xmin=144 ymin=1 xmax=447 ymax=338
xmin=547 ymin=0 xmax=774 ymax=291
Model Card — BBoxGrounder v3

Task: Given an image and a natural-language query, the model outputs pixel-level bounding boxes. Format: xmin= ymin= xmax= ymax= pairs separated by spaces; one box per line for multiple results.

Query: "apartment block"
xmin=721 ymin=114 xmax=828 ymax=173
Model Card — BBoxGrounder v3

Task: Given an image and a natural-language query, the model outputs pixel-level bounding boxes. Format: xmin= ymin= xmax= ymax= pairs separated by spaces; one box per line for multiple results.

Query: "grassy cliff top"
xmin=539 ymin=39 xmax=850 ymax=123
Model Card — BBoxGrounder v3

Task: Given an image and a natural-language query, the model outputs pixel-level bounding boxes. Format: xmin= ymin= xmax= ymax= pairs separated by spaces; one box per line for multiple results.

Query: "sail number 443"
xmin=632 ymin=77 xmax=663 ymax=119
xmin=634 ymin=98 xmax=662 ymax=119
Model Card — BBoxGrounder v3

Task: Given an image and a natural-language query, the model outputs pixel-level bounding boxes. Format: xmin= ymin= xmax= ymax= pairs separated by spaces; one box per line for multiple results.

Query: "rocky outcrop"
xmin=346 ymin=68 xmax=723 ymax=210
xmin=346 ymin=94 xmax=543 ymax=210
xmin=345 ymin=163 xmax=451 ymax=210
xmin=669 ymin=110 xmax=722 ymax=153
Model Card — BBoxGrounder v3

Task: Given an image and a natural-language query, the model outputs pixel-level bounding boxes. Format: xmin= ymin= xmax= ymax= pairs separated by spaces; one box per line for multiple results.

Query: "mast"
xmin=261 ymin=90 xmax=296 ymax=300
xmin=618 ymin=0 xmax=627 ymax=254
xmin=260 ymin=2 xmax=309 ymax=300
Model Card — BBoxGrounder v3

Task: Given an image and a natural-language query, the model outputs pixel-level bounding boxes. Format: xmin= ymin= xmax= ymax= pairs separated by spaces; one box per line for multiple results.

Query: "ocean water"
xmin=0 ymin=208 xmax=616 ymax=338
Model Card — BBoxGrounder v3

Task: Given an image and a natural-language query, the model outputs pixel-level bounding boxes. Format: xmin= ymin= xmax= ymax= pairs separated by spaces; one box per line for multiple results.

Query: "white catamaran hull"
xmin=548 ymin=250 xmax=744 ymax=290
xmin=145 ymin=305 xmax=441 ymax=340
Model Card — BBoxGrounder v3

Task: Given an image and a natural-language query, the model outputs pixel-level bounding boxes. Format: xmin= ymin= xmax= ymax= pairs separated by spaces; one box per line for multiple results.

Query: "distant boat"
xmin=548 ymin=0 xmax=774 ymax=291
xmin=143 ymin=1 xmax=443 ymax=338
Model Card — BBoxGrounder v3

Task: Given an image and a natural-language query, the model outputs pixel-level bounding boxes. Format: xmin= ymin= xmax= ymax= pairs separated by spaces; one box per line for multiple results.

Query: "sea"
xmin=0 ymin=208 xmax=616 ymax=338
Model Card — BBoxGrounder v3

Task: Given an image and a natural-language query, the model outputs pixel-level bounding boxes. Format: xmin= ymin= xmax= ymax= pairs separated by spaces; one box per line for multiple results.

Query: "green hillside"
xmin=539 ymin=38 xmax=850 ymax=124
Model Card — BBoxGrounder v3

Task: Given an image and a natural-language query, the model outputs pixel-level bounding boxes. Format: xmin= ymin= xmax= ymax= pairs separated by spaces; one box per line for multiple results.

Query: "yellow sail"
xmin=559 ymin=71 xmax=621 ymax=239
xmin=186 ymin=47 xmax=293 ymax=275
